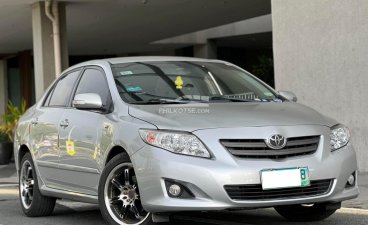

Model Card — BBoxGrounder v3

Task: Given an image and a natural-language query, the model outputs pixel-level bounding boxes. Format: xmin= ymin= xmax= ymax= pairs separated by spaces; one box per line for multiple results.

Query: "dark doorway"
xmin=217 ymin=32 xmax=274 ymax=87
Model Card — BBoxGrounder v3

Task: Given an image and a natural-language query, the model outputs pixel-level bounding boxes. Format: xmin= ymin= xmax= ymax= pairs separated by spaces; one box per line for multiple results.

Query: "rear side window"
xmin=48 ymin=70 xmax=80 ymax=107
xmin=75 ymin=68 xmax=112 ymax=109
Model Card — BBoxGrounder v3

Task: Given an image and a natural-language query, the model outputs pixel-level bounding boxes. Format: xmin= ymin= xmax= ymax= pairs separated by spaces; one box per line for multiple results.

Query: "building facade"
xmin=0 ymin=0 xmax=367 ymax=172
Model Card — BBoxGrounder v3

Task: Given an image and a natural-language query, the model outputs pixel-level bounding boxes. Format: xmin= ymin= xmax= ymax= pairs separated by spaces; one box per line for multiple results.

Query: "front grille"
xmin=220 ymin=136 xmax=320 ymax=159
xmin=224 ymin=179 xmax=333 ymax=201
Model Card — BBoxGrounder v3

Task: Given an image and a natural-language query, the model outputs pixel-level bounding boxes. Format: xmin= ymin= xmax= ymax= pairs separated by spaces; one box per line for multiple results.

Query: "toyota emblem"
xmin=266 ymin=134 xmax=287 ymax=149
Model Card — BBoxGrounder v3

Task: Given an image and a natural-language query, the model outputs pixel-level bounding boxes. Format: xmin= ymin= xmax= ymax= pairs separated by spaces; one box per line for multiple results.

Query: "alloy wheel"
xmin=104 ymin=163 xmax=150 ymax=225
xmin=20 ymin=160 xmax=34 ymax=209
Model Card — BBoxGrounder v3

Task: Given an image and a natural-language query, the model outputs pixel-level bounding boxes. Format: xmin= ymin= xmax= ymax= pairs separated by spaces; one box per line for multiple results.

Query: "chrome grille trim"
xmin=220 ymin=135 xmax=320 ymax=159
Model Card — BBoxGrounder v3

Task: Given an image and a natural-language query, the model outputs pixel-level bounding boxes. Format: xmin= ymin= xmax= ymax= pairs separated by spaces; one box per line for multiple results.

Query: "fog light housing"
xmin=165 ymin=179 xmax=195 ymax=199
xmin=345 ymin=172 xmax=356 ymax=188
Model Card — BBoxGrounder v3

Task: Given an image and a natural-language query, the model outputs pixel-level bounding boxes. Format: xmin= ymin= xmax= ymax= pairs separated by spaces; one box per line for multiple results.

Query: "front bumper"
xmin=131 ymin=125 xmax=359 ymax=213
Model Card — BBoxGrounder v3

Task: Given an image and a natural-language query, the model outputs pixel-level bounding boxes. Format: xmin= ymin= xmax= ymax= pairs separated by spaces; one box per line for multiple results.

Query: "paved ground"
xmin=1 ymin=163 xmax=367 ymax=225
xmin=0 ymin=189 xmax=367 ymax=225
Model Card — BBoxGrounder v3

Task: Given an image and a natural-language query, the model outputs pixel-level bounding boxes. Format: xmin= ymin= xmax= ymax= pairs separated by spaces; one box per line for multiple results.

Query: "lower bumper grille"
xmin=224 ymin=179 xmax=333 ymax=201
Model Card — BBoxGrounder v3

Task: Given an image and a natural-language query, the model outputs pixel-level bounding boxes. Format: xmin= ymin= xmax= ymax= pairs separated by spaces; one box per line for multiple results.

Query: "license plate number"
xmin=261 ymin=167 xmax=310 ymax=190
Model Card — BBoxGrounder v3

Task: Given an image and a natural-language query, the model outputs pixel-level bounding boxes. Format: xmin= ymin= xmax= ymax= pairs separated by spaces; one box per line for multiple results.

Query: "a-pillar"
xmin=32 ymin=1 xmax=68 ymax=100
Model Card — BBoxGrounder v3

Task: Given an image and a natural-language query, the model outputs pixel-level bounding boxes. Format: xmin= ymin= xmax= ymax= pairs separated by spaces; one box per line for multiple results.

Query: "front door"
xmin=57 ymin=67 xmax=114 ymax=195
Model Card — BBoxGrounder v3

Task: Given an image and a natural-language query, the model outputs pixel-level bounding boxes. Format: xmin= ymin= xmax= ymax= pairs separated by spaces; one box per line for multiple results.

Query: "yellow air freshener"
xmin=175 ymin=76 xmax=183 ymax=89
xmin=66 ymin=140 xmax=76 ymax=156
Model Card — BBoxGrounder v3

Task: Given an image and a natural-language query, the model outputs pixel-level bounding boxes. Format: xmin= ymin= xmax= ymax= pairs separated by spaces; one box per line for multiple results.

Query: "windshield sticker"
xmin=175 ymin=76 xmax=184 ymax=89
xmin=120 ymin=71 xmax=134 ymax=76
xmin=126 ymin=86 xmax=143 ymax=92
xmin=66 ymin=140 xmax=75 ymax=156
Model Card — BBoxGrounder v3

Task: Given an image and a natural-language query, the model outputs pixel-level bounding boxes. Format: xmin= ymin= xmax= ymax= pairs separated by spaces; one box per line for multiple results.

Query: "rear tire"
xmin=274 ymin=203 xmax=340 ymax=221
xmin=19 ymin=152 xmax=56 ymax=217
xmin=99 ymin=153 xmax=154 ymax=225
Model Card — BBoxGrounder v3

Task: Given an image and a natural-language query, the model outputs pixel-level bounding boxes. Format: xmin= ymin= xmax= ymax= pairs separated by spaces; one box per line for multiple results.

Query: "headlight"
xmin=139 ymin=129 xmax=210 ymax=158
xmin=330 ymin=125 xmax=350 ymax=151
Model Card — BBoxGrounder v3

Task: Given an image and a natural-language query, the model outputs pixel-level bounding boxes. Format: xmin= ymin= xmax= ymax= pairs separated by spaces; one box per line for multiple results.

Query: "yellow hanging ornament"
xmin=175 ymin=76 xmax=184 ymax=89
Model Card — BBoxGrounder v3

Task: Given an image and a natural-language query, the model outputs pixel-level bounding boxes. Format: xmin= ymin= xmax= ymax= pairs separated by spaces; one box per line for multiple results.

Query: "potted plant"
xmin=0 ymin=101 xmax=26 ymax=165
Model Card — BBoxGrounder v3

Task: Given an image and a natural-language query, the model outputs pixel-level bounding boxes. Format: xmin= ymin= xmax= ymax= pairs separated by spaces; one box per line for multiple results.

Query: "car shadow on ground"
xmin=1 ymin=186 xmax=368 ymax=225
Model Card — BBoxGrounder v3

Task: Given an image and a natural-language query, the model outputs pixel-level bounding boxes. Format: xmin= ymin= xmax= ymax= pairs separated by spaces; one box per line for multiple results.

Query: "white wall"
xmin=272 ymin=0 xmax=368 ymax=172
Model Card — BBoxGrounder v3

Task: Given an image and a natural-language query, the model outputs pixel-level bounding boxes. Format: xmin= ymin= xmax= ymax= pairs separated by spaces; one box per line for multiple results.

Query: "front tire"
xmin=19 ymin=152 xmax=56 ymax=217
xmin=274 ymin=203 xmax=340 ymax=222
xmin=99 ymin=153 xmax=154 ymax=225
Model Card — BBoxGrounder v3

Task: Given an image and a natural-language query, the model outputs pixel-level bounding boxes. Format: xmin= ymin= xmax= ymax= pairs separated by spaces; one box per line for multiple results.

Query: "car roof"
xmin=63 ymin=56 xmax=229 ymax=74
xmin=106 ymin=56 xmax=226 ymax=64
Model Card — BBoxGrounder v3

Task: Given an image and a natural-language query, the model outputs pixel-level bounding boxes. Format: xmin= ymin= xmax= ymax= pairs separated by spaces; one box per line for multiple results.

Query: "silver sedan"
xmin=14 ymin=57 xmax=359 ymax=225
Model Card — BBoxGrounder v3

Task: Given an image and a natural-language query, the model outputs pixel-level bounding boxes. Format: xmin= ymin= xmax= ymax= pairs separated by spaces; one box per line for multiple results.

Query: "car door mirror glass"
xmin=73 ymin=93 xmax=103 ymax=109
xmin=278 ymin=91 xmax=298 ymax=102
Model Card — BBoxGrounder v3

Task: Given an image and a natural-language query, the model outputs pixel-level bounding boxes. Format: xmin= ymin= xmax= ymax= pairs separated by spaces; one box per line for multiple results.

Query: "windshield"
xmin=111 ymin=61 xmax=278 ymax=104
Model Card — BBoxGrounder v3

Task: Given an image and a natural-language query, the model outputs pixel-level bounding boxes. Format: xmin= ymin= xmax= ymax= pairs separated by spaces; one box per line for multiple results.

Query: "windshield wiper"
xmin=209 ymin=96 xmax=258 ymax=102
xmin=131 ymin=98 xmax=190 ymax=105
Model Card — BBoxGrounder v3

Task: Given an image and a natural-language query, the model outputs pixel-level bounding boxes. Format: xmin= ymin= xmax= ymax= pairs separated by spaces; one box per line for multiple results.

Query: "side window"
xmin=75 ymin=68 xmax=112 ymax=109
xmin=48 ymin=70 xmax=80 ymax=107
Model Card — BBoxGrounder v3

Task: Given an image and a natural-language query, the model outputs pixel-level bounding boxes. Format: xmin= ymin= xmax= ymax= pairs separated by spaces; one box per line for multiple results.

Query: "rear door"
xmin=57 ymin=67 xmax=114 ymax=195
xmin=31 ymin=69 xmax=81 ymax=188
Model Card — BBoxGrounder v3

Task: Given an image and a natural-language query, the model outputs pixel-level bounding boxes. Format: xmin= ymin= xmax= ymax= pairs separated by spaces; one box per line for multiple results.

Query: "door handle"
xmin=31 ymin=118 xmax=38 ymax=125
xmin=60 ymin=119 xmax=69 ymax=128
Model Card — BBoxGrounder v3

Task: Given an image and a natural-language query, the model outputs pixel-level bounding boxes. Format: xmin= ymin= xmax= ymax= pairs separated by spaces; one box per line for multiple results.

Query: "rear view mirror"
xmin=278 ymin=91 xmax=298 ymax=102
xmin=73 ymin=93 xmax=103 ymax=109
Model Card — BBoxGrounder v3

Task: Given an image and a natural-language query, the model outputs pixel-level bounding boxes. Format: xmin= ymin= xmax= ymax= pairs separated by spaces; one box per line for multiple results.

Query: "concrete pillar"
xmin=0 ymin=60 xmax=7 ymax=115
xmin=272 ymin=0 xmax=368 ymax=172
xmin=194 ymin=40 xmax=217 ymax=59
xmin=32 ymin=1 xmax=68 ymax=100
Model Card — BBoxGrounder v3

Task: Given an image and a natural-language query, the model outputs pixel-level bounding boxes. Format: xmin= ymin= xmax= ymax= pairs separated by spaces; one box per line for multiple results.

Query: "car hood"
xmin=128 ymin=102 xmax=337 ymax=132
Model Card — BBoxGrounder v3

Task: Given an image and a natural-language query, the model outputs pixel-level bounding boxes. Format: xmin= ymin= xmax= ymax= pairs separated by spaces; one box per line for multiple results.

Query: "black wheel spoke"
xmin=124 ymin=168 xmax=130 ymax=186
xmin=27 ymin=179 xmax=34 ymax=186
xmin=26 ymin=167 xmax=32 ymax=179
xmin=131 ymin=205 xmax=142 ymax=219
xmin=120 ymin=205 xmax=129 ymax=219
xmin=22 ymin=166 xmax=28 ymax=180
xmin=110 ymin=196 xmax=120 ymax=205
xmin=28 ymin=191 xmax=33 ymax=201
xmin=111 ymin=178 xmax=124 ymax=191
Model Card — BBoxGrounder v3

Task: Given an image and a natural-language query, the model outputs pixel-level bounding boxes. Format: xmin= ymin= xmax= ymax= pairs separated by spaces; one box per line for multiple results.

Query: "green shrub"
xmin=0 ymin=100 xmax=26 ymax=142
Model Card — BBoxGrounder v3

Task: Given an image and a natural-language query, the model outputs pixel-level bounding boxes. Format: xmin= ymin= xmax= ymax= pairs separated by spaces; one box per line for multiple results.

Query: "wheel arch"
xmin=18 ymin=144 xmax=31 ymax=172
xmin=105 ymin=145 xmax=129 ymax=166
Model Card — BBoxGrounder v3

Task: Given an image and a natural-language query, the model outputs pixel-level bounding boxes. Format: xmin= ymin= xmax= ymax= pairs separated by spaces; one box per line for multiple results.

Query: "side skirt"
xmin=39 ymin=184 xmax=99 ymax=204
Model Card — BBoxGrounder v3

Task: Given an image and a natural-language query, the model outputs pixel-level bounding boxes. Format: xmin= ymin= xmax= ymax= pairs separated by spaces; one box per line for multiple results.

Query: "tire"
xmin=99 ymin=153 xmax=155 ymax=225
xmin=19 ymin=152 xmax=56 ymax=217
xmin=274 ymin=203 xmax=339 ymax=222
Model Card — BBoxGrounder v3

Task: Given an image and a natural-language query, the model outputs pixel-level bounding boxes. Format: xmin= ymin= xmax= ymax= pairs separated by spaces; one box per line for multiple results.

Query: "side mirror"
xmin=73 ymin=93 xmax=103 ymax=109
xmin=278 ymin=91 xmax=298 ymax=102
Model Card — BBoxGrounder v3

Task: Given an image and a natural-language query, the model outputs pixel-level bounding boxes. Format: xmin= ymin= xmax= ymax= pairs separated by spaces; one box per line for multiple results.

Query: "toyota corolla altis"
xmin=14 ymin=57 xmax=359 ymax=225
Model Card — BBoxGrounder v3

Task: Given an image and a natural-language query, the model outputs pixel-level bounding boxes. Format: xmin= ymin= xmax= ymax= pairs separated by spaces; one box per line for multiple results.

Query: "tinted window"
xmin=111 ymin=62 xmax=277 ymax=104
xmin=75 ymin=68 xmax=111 ymax=107
xmin=49 ymin=70 xmax=80 ymax=107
